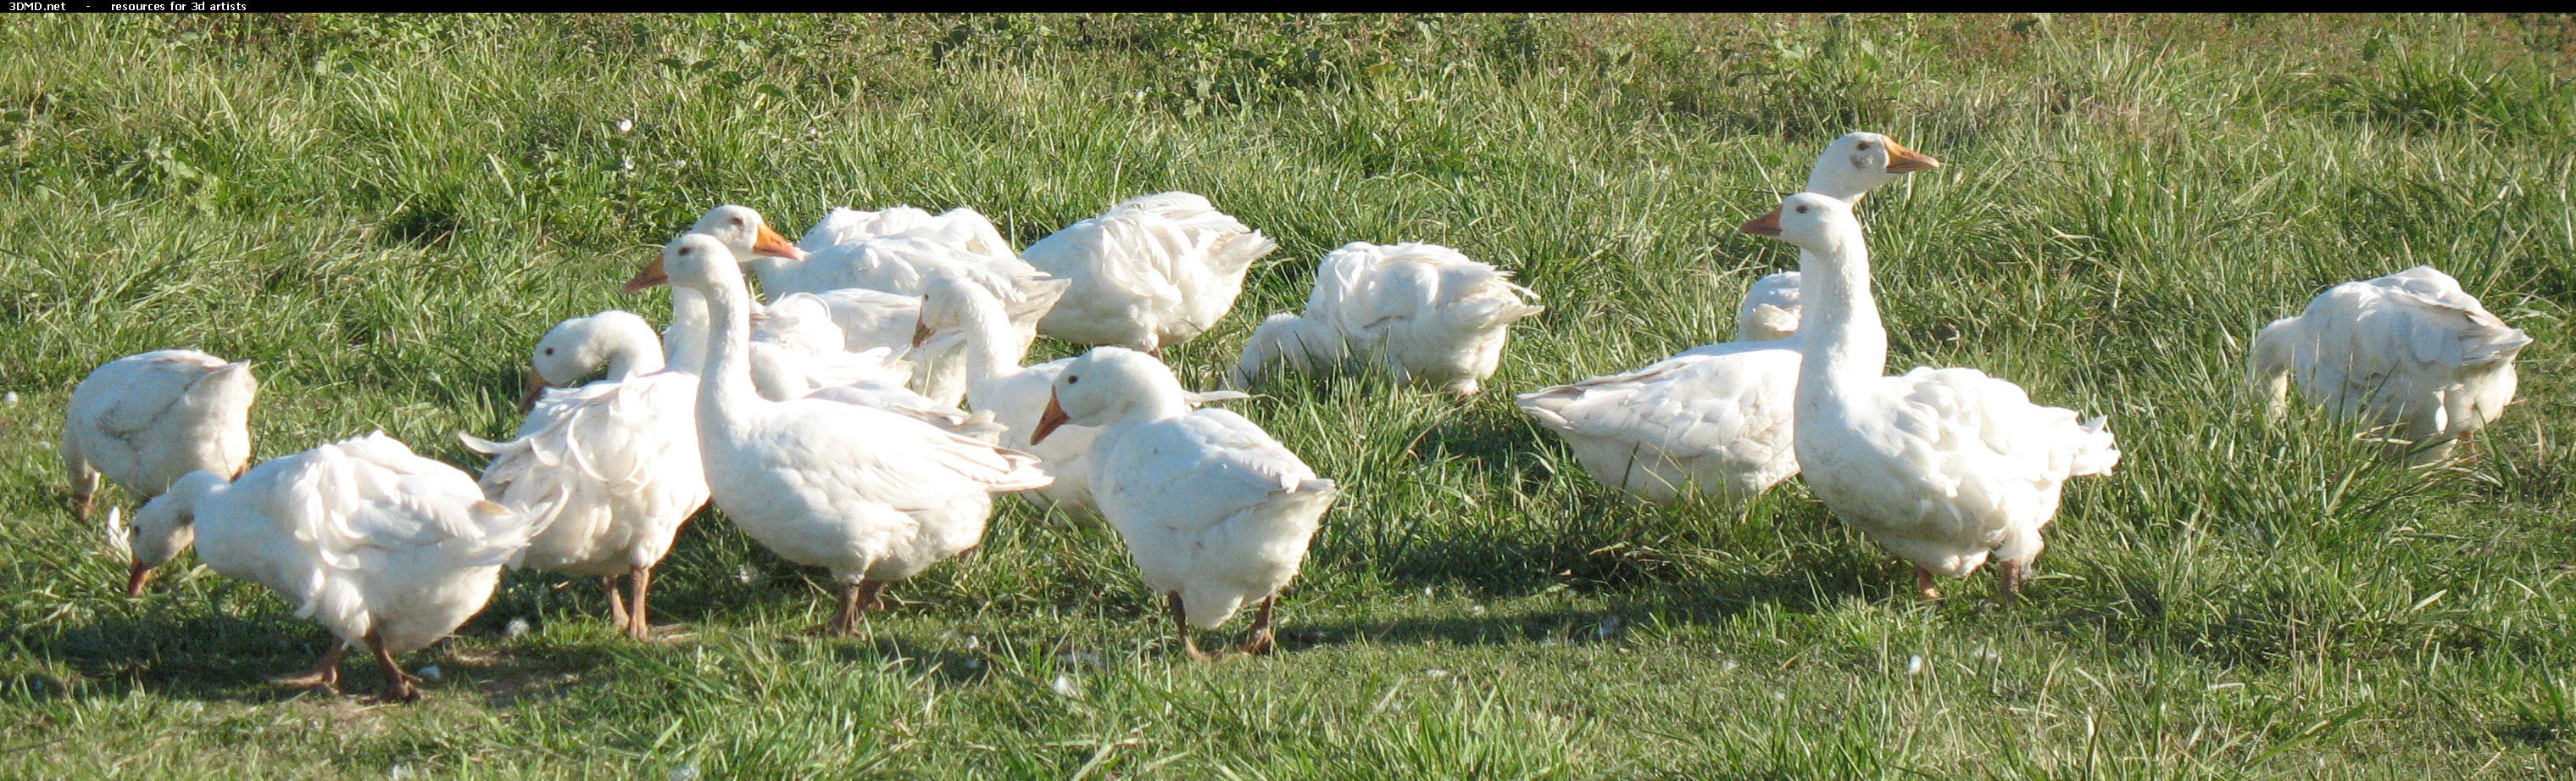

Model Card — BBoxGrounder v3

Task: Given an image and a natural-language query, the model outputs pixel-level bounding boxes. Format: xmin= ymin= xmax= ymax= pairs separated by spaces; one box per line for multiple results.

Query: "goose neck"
xmin=1794 ymin=226 xmax=1886 ymax=387
xmin=695 ymin=280 xmax=766 ymax=420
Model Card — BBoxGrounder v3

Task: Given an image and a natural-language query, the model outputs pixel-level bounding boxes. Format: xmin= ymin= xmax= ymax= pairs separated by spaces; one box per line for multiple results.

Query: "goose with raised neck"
xmin=634 ymin=234 xmax=1052 ymax=635
xmin=1747 ymin=192 xmax=2117 ymax=605
xmin=1515 ymin=131 xmax=1938 ymax=502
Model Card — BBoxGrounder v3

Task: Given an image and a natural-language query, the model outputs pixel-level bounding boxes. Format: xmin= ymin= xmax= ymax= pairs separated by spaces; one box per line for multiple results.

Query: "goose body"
xmin=1755 ymin=192 xmax=2117 ymax=603
xmin=125 ymin=432 xmax=531 ymax=700
xmin=1232 ymin=242 xmax=1541 ymax=396
xmin=1023 ymin=192 xmax=1277 ymax=354
xmin=1036 ymin=347 xmax=1336 ymax=659
xmin=641 ymin=234 xmax=1051 ymax=633
xmin=2249 ymin=265 xmax=2529 ymax=463
xmin=63 ymin=349 xmax=259 ymax=520
xmin=467 ymin=313 xmax=707 ymax=639
xmin=1517 ymin=133 xmax=1936 ymax=500
xmin=918 ymin=271 xmax=1252 ymax=519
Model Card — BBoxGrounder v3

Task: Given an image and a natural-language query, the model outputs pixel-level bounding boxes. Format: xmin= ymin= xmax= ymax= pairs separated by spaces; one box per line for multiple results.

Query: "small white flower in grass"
xmin=389 ymin=765 xmax=416 ymax=780
xmin=615 ymin=118 xmax=633 ymax=134
xmin=416 ymin=666 xmax=442 ymax=682
xmin=735 ymin=564 xmax=759 ymax=584
xmin=1906 ymin=655 xmax=1925 ymax=676
xmin=671 ymin=159 xmax=689 ymax=170
xmin=505 ymin=617 xmax=531 ymax=639
xmin=3 ymin=391 xmax=17 ymax=405
xmin=1467 ymin=604 xmax=1487 ymax=616
xmin=1718 ymin=658 xmax=1739 ymax=673
xmin=1051 ymin=674 xmax=1081 ymax=700
xmin=620 ymin=156 xmax=635 ymax=173
xmin=1423 ymin=668 xmax=1449 ymax=678
xmin=668 ymin=759 xmax=700 ymax=781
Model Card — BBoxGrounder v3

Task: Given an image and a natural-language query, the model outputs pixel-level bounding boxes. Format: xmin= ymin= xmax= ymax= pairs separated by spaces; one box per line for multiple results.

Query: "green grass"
xmin=4 ymin=12 xmax=2575 ymax=778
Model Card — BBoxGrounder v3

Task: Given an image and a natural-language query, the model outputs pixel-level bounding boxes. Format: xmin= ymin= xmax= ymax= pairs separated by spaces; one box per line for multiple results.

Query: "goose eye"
xmin=1856 ymin=142 xmax=1873 ymax=151
xmin=1065 ymin=376 xmax=1079 ymax=385
xmin=543 ymin=348 xmax=555 ymax=355
xmin=731 ymin=217 xmax=745 ymax=226
xmin=680 ymin=248 xmax=693 ymax=255
xmin=1795 ymin=206 xmax=1809 ymax=214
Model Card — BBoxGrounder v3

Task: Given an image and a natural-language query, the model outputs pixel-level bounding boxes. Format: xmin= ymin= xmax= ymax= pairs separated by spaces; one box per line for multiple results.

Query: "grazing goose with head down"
xmin=63 ymin=349 xmax=258 ymax=524
xmin=1021 ymin=191 xmax=1277 ymax=357
xmin=123 ymin=432 xmax=531 ymax=701
xmin=2249 ymin=265 xmax=2529 ymax=464
xmin=1228 ymin=241 xmax=1544 ymax=397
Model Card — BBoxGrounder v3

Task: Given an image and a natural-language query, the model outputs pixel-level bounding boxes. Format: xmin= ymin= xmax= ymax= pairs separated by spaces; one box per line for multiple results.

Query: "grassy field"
xmin=3 ymin=12 xmax=2575 ymax=778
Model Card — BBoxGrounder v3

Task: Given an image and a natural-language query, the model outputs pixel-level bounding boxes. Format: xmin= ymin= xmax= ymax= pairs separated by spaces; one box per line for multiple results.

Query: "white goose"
xmin=1230 ymin=242 xmax=1544 ymax=397
xmin=465 ymin=315 xmax=707 ymax=640
xmin=122 ymin=432 xmax=531 ymax=700
xmin=63 ymin=349 xmax=259 ymax=524
xmin=1022 ymin=192 xmax=1277 ymax=355
xmin=1033 ymin=347 xmax=1336 ymax=660
xmin=1750 ymin=192 xmax=2117 ymax=604
xmin=2249 ymin=265 xmax=2529 ymax=464
xmin=917 ymin=271 xmax=1250 ymax=520
xmin=639 ymin=234 xmax=1052 ymax=634
xmin=633 ymin=254 xmax=986 ymax=435
xmin=686 ymin=204 xmax=1064 ymax=405
xmin=515 ymin=311 xmax=665 ymax=410
xmin=1516 ymin=132 xmax=1937 ymax=501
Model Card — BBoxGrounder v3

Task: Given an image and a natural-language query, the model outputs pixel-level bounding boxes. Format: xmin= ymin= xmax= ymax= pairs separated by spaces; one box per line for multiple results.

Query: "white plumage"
xmin=1516 ymin=131 xmax=1939 ymax=502
xmin=1727 ymin=271 xmax=1804 ymax=344
xmin=1035 ymin=347 xmax=1335 ymax=660
xmin=2250 ymin=265 xmax=2529 ymax=464
xmin=917 ymin=271 xmax=1251 ymax=521
xmin=641 ymin=234 xmax=1053 ymax=634
xmin=1231 ymin=242 xmax=1542 ymax=396
xmin=465 ymin=315 xmax=707 ymax=639
xmin=62 ymin=349 xmax=259 ymax=521
xmin=1023 ymin=192 xmax=1277 ymax=354
xmin=124 ymin=432 xmax=531 ymax=700
xmin=1754 ymin=192 xmax=2117 ymax=604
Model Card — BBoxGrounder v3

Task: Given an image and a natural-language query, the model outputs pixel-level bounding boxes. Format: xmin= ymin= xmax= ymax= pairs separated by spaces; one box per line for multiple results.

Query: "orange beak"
xmin=1883 ymin=138 xmax=1941 ymax=173
xmin=622 ymin=256 xmax=669 ymax=293
xmin=125 ymin=560 xmax=156 ymax=597
xmin=516 ymin=365 xmax=549 ymax=413
xmin=753 ymin=222 xmax=806 ymax=261
xmin=1740 ymin=209 xmax=1783 ymax=237
xmin=911 ymin=316 xmax=935 ymax=349
xmin=1031 ymin=393 xmax=1071 ymax=445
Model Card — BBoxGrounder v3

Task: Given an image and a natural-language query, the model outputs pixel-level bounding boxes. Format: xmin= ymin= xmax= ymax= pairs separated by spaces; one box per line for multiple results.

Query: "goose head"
xmin=1032 ymin=347 xmax=1188 ymax=444
xmin=914 ymin=267 xmax=1003 ymax=348
xmin=1742 ymin=192 xmax=1861 ymax=257
xmin=632 ymin=233 xmax=751 ymax=300
xmin=1805 ymin=131 xmax=1940 ymax=204
xmin=687 ymin=204 xmax=806 ymax=262
xmin=120 ymin=471 xmax=225 ymax=596
xmin=520 ymin=310 xmax=665 ymax=410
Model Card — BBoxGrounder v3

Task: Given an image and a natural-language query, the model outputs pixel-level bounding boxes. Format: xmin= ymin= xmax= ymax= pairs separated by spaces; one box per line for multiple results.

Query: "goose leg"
xmin=1995 ymin=559 xmax=2027 ymax=608
xmin=1242 ymin=596 xmax=1278 ymax=655
xmin=604 ymin=575 xmax=630 ymax=633
xmin=1166 ymin=592 xmax=1209 ymax=662
xmin=830 ymin=580 xmax=888 ymax=637
xmin=268 ymin=644 xmax=348 ymax=694
xmin=1915 ymin=567 xmax=1942 ymax=600
xmin=627 ymin=566 xmax=654 ymax=640
xmin=70 ymin=466 xmax=98 ymax=521
xmin=367 ymin=633 xmax=423 ymax=703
